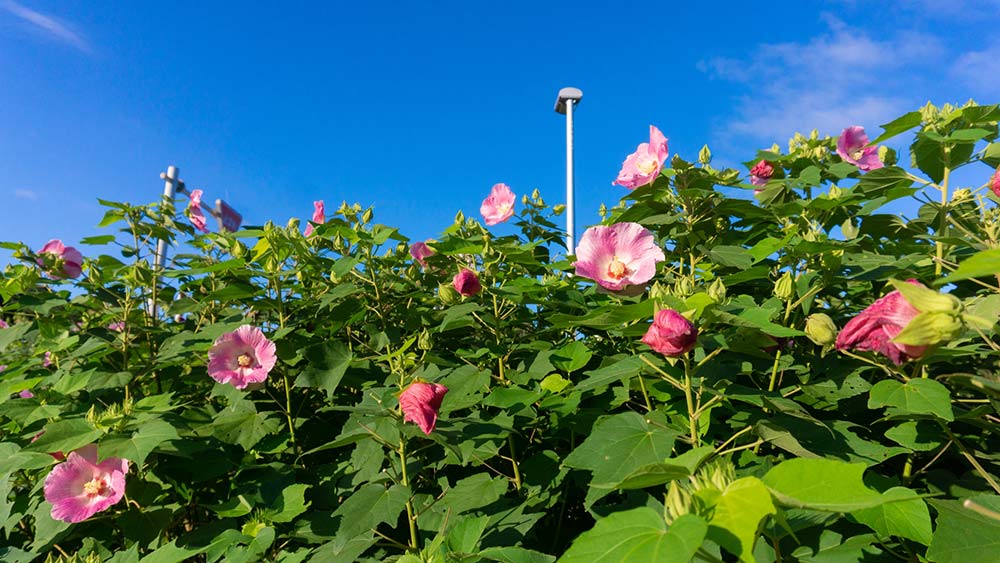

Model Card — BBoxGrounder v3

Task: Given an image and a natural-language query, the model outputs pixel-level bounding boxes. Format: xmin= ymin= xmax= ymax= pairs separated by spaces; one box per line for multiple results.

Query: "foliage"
xmin=3 ymin=101 xmax=1000 ymax=562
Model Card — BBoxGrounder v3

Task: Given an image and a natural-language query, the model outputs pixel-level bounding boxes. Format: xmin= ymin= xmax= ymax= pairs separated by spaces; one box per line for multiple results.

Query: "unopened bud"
xmin=805 ymin=313 xmax=838 ymax=346
xmin=674 ymin=277 xmax=694 ymax=298
xmin=649 ymin=281 xmax=669 ymax=301
xmin=438 ymin=282 xmax=460 ymax=305
xmin=418 ymin=329 xmax=434 ymax=351
xmin=828 ymin=185 xmax=844 ymax=199
xmin=841 ymin=218 xmax=859 ymax=240
xmin=708 ymin=278 xmax=727 ymax=302
xmin=454 ymin=210 xmax=465 ymax=224
xmin=287 ymin=217 xmax=301 ymax=230
xmin=698 ymin=144 xmax=712 ymax=165
xmin=531 ymin=188 xmax=540 ymax=200
xmin=893 ymin=311 xmax=963 ymax=347
xmin=361 ymin=208 xmax=373 ymax=224
xmin=889 ymin=280 xmax=961 ymax=315
xmin=774 ymin=271 xmax=795 ymax=301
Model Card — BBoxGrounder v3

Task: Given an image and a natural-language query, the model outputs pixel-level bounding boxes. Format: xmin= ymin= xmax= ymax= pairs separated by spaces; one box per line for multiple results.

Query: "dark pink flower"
xmin=642 ymin=309 xmax=698 ymax=357
xmin=19 ymin=389 xmax=33 ymax=398
xmin=480 ymin=184 xmax=516 ymax=226
xmin=207 ymin=325 xmax=277 ymax=389
xmin=38 ymin=240 xmax=83 ymax=278
xmin=574 ymin=222 xmax=665 ymax=292
xmin=453 ymin=269 xmax=482 ymax=297
xmin=44 ymin=444 xmax=129 ymax=523
xmin=991 ymin=166 xmax=1000 ymax=198
xmin=613 ymin=125 xmax=669 ymax=190
xmin=108 ymin=322 xmax=125 ymax=332
xmin=836 ymin=126 xmax=883 ymax=171
xmin=410 ymin=241 xmax=434 ymax=267
xmin=304 ymin=200 xmax=325 ymax=237
xmin=835 ymin=279 xmax=926 ymax=365
xmin=399 ymin=382 xmax=449 ymax=435
xmin=750 ymin=160 xmax=774 ymax=188
xmin=188 ymin=189 xmax=209 ymax=233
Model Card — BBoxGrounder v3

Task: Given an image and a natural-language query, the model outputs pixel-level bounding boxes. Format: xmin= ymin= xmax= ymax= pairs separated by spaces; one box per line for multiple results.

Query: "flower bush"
xmin=3 ymin=101 xmax=1000 ymax=562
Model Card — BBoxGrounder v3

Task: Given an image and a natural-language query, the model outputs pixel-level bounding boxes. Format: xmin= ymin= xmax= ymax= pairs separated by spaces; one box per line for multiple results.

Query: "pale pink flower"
xmin=410 ymin=241 xmax=434 ymax=267
xmin=399 ymin=382 xmax=449 ymax=435
xmin=835 ymin=279 xmax=926 ymax=365
xmin=991 ymin=166 xmax=1000 ymax=198
xmin=38 ymin=240 xmax=83 ymax=278
xmin=44 ymin=444 xmax=129 ymax=523
xmin=642 ymin=309 xmax=698 ymax=357
xmin=108 ymin=322 xmax=125 ymax=332
xmin=43 ymin=351 xmax=52 ymax=368
xmin=19 ymin=389 xmax=33 ymax=398
xmin=836 ymin=126 xmax=883 ymax=171
xmin=750 ymin=160 xmax=774 ymax=188
xmin=207 ymin=325 xmax=277 ymax=389
xmin=480 ymin=183 xmax=516 ymax=226
xmin=453 ymin=269 xmax=482 ymax=297
xmin=613 ymin=125 xmax=669 ymax=190
xmin=187 ymin=189 xmax=209 ymax=233
xmin=574 ymin=222 xmax=665 ymax=292
xmin=304 ymin=200 xmax=325 ymax=237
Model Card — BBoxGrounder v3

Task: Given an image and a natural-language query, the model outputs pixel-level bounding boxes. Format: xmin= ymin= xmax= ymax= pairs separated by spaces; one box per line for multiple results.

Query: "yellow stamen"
xmin=237 ymin=354 xmax=254 ymax=368
xmin=607 ymin=257 xmax=628 ymax=280
xmin=83 ymin=477 xmax=107 ymax=497
xmin=636 ymin=158 xmax=659 ymax=175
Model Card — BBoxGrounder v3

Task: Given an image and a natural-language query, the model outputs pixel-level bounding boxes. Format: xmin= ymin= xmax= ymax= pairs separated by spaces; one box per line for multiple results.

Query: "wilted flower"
xmin=453 ymin=269 xmax=482 ymax=297
xmin=304 ymin=200 xmax=325 ymax=237
xmin=44 ymin=444 xmax=129 ymax=524
xmin=835 ymin=280 xmax=926 ymax=365
xmin=399 ymin=382 xmax=449 ymax=435
xmin=991 ymin=166 xmax=1000 ymax=198
xmin=410 ymin=241 xmax=434 ymax=266
xmin=750 ymin=160 xmax=774 ymax=189
xmin=480 ymin=183 xmax=516 ymax=226
xmin=574 ymin=222 xmax=665 ymax=292
xmin=836 ymin=126 xmax=883 ymax=171
xmin=187 ymin=189 xmax=209 ymax=233
xmin=38 ymin=239 xmax=83 ymax=278
xmin=613 ymin=125 xmax=669 ymax=190
xmin=642 ymin=309 xmax=698 ymax=357
xmin=207 ymin=325 xmax=277 ymax=389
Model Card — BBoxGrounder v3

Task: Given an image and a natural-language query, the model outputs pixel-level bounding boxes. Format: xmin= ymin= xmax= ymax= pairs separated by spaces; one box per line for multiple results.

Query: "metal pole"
xmin=565 ymin=100 xmax=575 ymax=254
xmin=155 ymin=165 xmax=179 ymax=270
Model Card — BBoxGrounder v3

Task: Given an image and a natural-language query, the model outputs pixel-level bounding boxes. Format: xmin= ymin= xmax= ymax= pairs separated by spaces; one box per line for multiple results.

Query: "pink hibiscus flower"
xmin=304 ymin=200 xmax=325 ymax=237
xmin=43 ymin=444 xmax=129 ymax=524
xmin=399 ymin=382 xmax=449 ymax=435
xmin=613 ymin=125 xmax=669 ymax=190
xmin=43 ymin=351 xmax=53 ymax=368
xmin=991 ymin=166 xmax=1000 ymax=198
xmin=19 ymin=389 xmax=33 ymax=398
xmin=0 ymin=319 xmax=8 ymax=328
xmin=188 ymin=189 xmax=209 ymax=233
xmin=410 ymin=241 xmax=434 ymax=267
xmin=108 ymin=321 xmax=125 ymax=332
xmin=642 ymin=309 xmax=698 ymax=357
xmin=574 ymin=222 xmax=665 ymax=292
xmin=750 ymin=160 xmax=774 ymax=189
xmin=38 ymin=239 xmax=83 ymax=278
xmin=207 ymin=325 xmax=277 ymax=389
xmin=835 ymin=279 xmax=926 ymax=365
xmin=480 ymin=183 xmax=516 ymax=226
xmin=453 ymin=269 xmax=482 ymax=297
xmin=836 ymin=126 xmax=884 ymax=171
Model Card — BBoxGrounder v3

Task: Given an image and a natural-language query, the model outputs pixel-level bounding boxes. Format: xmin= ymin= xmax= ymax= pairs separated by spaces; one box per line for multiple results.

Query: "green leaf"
xmin=550 ymin=300 xmax=654 ymax=330
xmin=706 ymin=477 xmax=776 ymax=563
xmin=446 ymin=515 xmax=490 ymax=554
xmin=139 ymin=528 xmax=244 ymax=563
xmin=207 ymin=407 xmax=282 ymax=450
xmin=709 ymin=246 xmax=753 ymax=269
xmin=294 ymin=341 xmax=352 ymax=396
xmin=479 ymin=546 xmax=555 ymax=563
xmin=615 ymin=446 xmax=715 ymax=490
xmin=852 ymin=487 xmax=932 ymax=546
xmin=558 ymin=510 xmax=707 ymax=563
xmin=983 ymin=142 xmax=1000 ymax=167
xmin=267 ymin=483 xmax=310 ymax=523
xmin=872 ymin=111 xmax=922 ymax=144
xmin=912 ymin=133 xmax=946 ymax=183
xmin=540 ymin=373 xmax=571 ymax=393
xmin=563 ymin=412 xmax=678 ymax=489
xmin=550 ymin=341 xmax=593 ymax=373
xmin=762 ymin=458 xmax=884 ymax=512
xmin=100 ymin=419 xmax=179 ymax=465
xmin=576 ymin=356 xmax=643 ymax=392
xmin=927 ymin=495 xmax=1000 ymax=563
xmin=868 ymin=379 xmax=954 ymax=421
xmin=24 ymin=419 xmax=102 ymax=455
xmin=332 ymin=483 xmax=410 ymax=540
xmin=943 ymin=248 xmax=1000 ymax=283
xmin=208 ymin=495 xmax=254 ymax=518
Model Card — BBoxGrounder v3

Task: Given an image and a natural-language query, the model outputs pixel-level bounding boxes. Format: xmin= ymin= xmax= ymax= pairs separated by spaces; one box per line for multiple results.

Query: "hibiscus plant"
xmin=2 ymin=101 xmax=1000 ymax=562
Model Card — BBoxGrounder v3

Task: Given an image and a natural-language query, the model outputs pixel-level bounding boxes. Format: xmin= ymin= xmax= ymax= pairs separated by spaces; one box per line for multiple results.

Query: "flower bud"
xmin=698 ymin=144 xmax=712 ymax=165
xmin=649 ymin=281 xmax=669 ymax=301
xmin=674 ymin=276 xmax=694 ymax=298
xmin=708 ymin=278 xmax=727 ymax=303
xmin=841 ymin=218 xmax=859 ymax=240
xmin=828 ymin=185 xmax=844 ymax=199
xmin=774 ymin=271 xmax=795 ymax=301
xmin=892 ymin=311 xmax=963 ymax=347
xmin=418 ymin=329 xmax=434 ymax=351
xmin=805 ymin=313 xmax=838 ymax=346
xmin=438 ymin=282 xmax=460 ymax=305
xmin=641 ymin=309 xmax=698 ymax=357
xmin=452 ymin=269 xmax=482 ymax=297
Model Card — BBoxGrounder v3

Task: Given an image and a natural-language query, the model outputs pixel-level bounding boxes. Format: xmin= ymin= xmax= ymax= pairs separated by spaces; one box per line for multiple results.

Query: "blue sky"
xmin=2 ymin=1 xmax=999 ymax=261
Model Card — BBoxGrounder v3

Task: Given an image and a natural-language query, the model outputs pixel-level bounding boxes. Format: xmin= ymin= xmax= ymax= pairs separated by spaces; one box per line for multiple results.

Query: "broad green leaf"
xmin=762 ymin=458 xmax=883 ymax=512
xmin=706 ymin=477 xmax=775 ymax=563
xmin=208 ymin=495 xmax=254 ymax=518
xmin=576 ymin=356 xmax=643 ymax=392
xmin=549 ymin=300 xmax=654 ymax=330
xmin=332 ymin=483 xmax=410 ymax=540
xmin=207 ymin=407 xmax=282 ymax=450
xmin=852 ymin=487 xmax=932 ymax=546
xmin=267 ymin=483 xmax=310 ymax=523
xmin=24 ymin=419 xmax=102 ymax=455
xmin=563 ymin=412 xmax=678 ymax=489
xmin=615 ymin=446 xmax=714 ymax=490
xmin=550 ymin=341 xmax=592 ymax=373
xmin=872 ymin=111 xmax=922 ymax=144
xmin=479 ymin=546 xmax=555 ymax=563
xmin=944 ymin=248 xmax=1000 ymax=283
xmin=100 ymin=419 xmax=179 ymax=465
xmin=709 ymin=245 xmax=753 ymax=269
xmin=294 ymin=341 xmax=352 ymax=396
xmin=559 ymin=510 xmax=706 ymax=563
xmin=446 ymin=515 xmax=490 ymax=554
xmin=868 ymin=379 xmax=953 ymax=421
xmin=927 ymin=495 xmax=1000 ymax=563
xmin=139 ymin=528 xmax=244 ymax=563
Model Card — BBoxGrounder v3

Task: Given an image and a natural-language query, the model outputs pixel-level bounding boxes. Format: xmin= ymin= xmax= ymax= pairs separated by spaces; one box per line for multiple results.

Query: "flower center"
xmin=851 ymin=148 xmax=865 ymax=160
xmin=82 ymin=477 xmax=108 ymax=497
xmin=607 ymin=257 xmax=629 ymax=280
xmin=237 ymin=354 xmax=254 ymax=368
xmin=636 ymin=157 xmax=659 ymax=175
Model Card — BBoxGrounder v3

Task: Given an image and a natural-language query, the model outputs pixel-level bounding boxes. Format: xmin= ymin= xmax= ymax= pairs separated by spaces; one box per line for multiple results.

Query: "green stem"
xmin=682 ymin=356 xmax=699 ymax=447
xmin=936 ymin=153 xmax=951 ymax=277
xmin=399 ymin=439 xmax=420 ymax=550
xmin=637 ymin=375 xmax=653 ymax=412
xmin=283 ymin=372 xmax=300 ymax=456
xmin=507 ymin=435 xmax=522 ymax=491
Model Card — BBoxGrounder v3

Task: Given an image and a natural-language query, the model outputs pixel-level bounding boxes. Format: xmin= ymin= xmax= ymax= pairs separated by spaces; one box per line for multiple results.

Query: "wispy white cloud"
xmin=13 ymin=189 xmax=38 ymax=200
xmin=698 ymin=16 xmax=944 ymax=146
xmin=951 ymin=44 xmax=1000 ymax=94
xmin=1 ymin=0 xmax=90 ymax=53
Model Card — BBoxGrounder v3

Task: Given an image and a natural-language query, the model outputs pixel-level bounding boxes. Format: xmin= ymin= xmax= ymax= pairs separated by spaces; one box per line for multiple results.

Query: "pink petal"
xmin=399 ymin=382 xmax=449 ymax=435
xmin=480 ymin=183 xmax=516 ymax=226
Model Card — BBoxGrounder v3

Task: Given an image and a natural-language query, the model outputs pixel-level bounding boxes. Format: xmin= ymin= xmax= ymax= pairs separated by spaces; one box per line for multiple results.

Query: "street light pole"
xmin=555 ymin=87 xmax=583 ymax=254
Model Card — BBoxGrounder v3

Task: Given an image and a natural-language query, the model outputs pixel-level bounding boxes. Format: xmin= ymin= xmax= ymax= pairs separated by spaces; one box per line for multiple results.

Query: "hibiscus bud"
xmin=598 ymin=203 xmax=607 ymax=218
xmin=708 ymin=278 xmax=727 ymax=303
xmin=453 ymin=269 xmax=482 ymax=297
xmin=438 ymin=282 xmax=460 ymax=305
xmin=805 ymin=313 xmax=838 ymax=346
xmin=454 ymin=210 xmax=465 ymax=224
xmin=641 ymin=309 xmax=698 ymax=357
xmin=553 ymin=204 xmax=565 ymax=215
xmin=649 ymin=282 xmax=669 ymax=301
xmin=829 ymin=185 xmax=844 ymax=198
xmin=842 ymin=218 xmax=859 ymax=240
xmin=698 ymin=144 xmax=712 ymax=165
xmin=952 ymin=188 xmax=973 ymax=203
xmin=532 ymin=188 xmax=540 ymax=201
xmin=287 ymin=217 xmax=300 ymax=230
xmin=774 ymin=272 xmax=795 ymax=301
xmin=674 ymin=277 xmax=694 ymax=298
xmin=418 ymin=329 xmax=433 ymax=351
